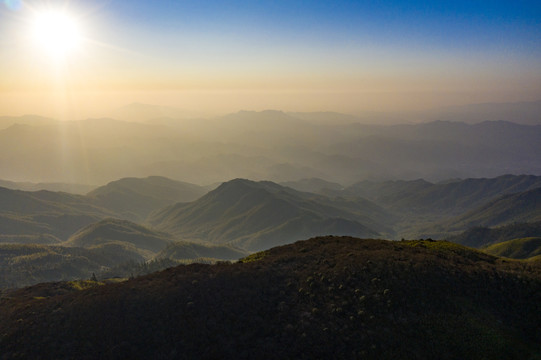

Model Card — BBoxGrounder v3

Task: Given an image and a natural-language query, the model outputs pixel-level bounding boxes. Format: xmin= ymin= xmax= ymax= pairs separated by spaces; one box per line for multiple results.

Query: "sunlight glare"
xmin=31 ymin=10 xmax=82 ymax=59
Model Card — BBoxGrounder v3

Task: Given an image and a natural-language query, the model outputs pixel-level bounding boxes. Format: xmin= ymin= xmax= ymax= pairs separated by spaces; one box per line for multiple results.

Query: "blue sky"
xmin=1 ymin=0 xmax=540 ymax=117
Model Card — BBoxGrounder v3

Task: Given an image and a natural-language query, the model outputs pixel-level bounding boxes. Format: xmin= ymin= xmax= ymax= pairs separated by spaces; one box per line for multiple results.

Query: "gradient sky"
xmin=1 ymin=0 xmax=540 ymax=119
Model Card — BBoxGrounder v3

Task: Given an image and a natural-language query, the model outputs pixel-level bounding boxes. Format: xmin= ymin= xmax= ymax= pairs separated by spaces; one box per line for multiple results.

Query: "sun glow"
xmin=30 ymin=10 xmax=82 ymax=59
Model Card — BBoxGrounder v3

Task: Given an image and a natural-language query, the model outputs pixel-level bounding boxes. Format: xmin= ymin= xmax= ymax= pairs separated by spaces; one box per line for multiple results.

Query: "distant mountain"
xmin=157 ymin=241 xmax=248 ymax=261
xmin=429 ymin=100 xmax=541 ymax=125
xmin=87 ymin=176 xmax=208 ymax=221
xmin=0 ymin=179 xmax=96 ymax=194
xmin=483 ymin=237 xmax=541 ymax=260
xmin=0 ymin=187 xmax=116 ymax=241
xmin=280 ymin=177 xmax=343 ymax=194
xmin=65 ymin=219 xmax=173 ymax=259
xmin=0 ymin=115 xmax=56 ymax=130
xmin=346 ymin=175 xmax=541 ymax=216
xmin=148 ymin=179 xmax=383 ymax=251
xmin=443 ymin=187 xmax=541 ymax=230
xmin=1 ymin=237 xmax=539 ymax=359
xmin=448 ymin=222 xmax=541 ymax=248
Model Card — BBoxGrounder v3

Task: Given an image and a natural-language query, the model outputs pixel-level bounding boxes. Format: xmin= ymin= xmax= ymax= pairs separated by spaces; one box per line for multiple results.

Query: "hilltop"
xmin=0 ymin=236 xmax=539 ymax=359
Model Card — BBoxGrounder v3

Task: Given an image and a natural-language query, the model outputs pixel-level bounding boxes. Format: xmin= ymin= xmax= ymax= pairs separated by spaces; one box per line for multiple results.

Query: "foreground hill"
xmin=87 ymin=176 xmax=208 ymax=221
xmin=1 ymin=237 xmax=539 ymax=359
xmin=483 ymin=237 xmax=541 ymax=260
xmin=65 ymin=219 xmax=173 ymax=259
xmin=148 ymin=179 xmax=386 ymax=251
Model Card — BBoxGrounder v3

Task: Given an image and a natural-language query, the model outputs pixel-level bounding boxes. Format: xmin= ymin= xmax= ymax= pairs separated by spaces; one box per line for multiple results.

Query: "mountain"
xmin=148 ymin=179 xmax=385 ymax=251
xmin=87 ymin=176 xmax=208 ymax=221
xmin=0 ymin=187 xmax=116 ymax=241
xmin=0 ymin=179 xmax=96 ymax=194
xmin=448 ymin=222 xmax=541 ymax=248
xmin=1 ymin=237 xmax=539 ymax=359
xmin=443 ymin=187 xmax=541 ymax=231
xmin=346 ymin=175 xmax=541 ymax=216
xmin=429 ymin=100 xmax=541 ymax=125
xmin=157 ymin=241 xmax=248 ymax=261
xmin=65 ymin=219 xmax=173 ymax=259
xmin=280 ymin=177 xmax=343 ymax=194
xmin=483 ymin=237 xmax=541 ymax=260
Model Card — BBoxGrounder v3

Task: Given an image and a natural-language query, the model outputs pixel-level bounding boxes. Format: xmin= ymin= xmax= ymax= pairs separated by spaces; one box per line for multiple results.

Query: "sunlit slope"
xmin=0 ymin=243 xmax=143 ymax=288
xmin=148 ymin=179 xmax=388 ymax=251
xmin=157 ymin=241 xmax=248 ymax=261
xmin=1 ymin=237 xmax=539 ymax=359
xmin=448 ymin=221 xmax=541 ymax=248
xmin=483 ymin=237 xmax=541 ymax=260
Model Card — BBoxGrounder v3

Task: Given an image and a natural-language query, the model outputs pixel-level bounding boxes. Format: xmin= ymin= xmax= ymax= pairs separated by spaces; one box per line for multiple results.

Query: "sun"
xmin=30 ymin=10 xmax=82 ymax=59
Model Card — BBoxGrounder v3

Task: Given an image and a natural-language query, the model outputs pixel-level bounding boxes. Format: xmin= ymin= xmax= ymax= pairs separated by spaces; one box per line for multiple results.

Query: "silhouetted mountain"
xmin=280 ymin=177 xmax=343 ymax=194
xmin=1 ymin=237 xmax=539 ymax=359
xmin=66 ymin=219 xmax=173 ymax=259
xmin=157 ymin=241 xmax=248 ymax=261
xmin=148 ymin=179 xmax=384 ymax=251
xmin=448 ymin=221 xmax=541 ymax=248
xmin=483 ymin=237 xmax=541 ymax=260
xmin=88 ymin=176 xmax=208 ymax=221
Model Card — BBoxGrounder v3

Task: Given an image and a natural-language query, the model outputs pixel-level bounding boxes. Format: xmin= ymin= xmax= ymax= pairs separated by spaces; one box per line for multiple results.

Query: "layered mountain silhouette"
xmin=148 ymin=179 xmax=386 ymax=251
xmin=157 ymin=241 xmax=248 ymax=261
xmin=449 ymin=221 xmax=541 ymax=248
xmin=1 ymin=237 xmax=539 ymax=359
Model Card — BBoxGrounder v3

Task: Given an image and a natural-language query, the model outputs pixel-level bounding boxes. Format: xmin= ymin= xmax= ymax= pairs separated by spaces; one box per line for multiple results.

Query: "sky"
xmin=1 ymin=0 xmax=540 ymax=119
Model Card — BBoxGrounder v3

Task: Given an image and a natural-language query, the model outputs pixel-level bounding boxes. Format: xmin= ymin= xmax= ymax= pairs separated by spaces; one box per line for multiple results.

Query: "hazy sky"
xmin=1 ymin=0 xmax=540 ymax=119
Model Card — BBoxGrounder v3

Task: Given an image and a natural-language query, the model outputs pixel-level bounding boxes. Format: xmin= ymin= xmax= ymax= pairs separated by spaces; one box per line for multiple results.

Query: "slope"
xmin=148 ymin=179 xmax=386 ymax=251
xmin=443 ymin=187 xmax=541 ymax=230
xmin=483 ymin=237 xmax=541 ymax=259
xmin=65 ymin=218 xmax=173 ymax=259
xmin=87 ymin=176 xmax=208 ymax=221
xmin=0 ymin=237 xmax=539 ymax=359
xmin=0 ymin=187 xmax=117 ymax=241
xmin=448 ymin=221 xmax=541 ymax=248
xmin=157 ymin=241 xmax=248 ymax=261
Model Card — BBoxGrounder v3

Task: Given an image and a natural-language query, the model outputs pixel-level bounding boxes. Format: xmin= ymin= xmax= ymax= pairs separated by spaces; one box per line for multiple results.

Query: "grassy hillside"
xmin=157 ymin=241 xmax=248 ymax=261
xmin=483 ymin=237 xmax=541 ymax=259
xmin=148 ymin=179 xmax=386 ymax=251
xmin=0 ymin=243 xmax=143 ymax=289
xmin=448 ymin=221 xmax=541 ymax=248
xmin=88 ymin=176 xmax=208 ymax=221
xmin=0 ymin=237 xmax=539 ymax=359
xmin=65 ymin=218 xmax=173 ymax=259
